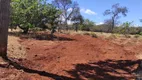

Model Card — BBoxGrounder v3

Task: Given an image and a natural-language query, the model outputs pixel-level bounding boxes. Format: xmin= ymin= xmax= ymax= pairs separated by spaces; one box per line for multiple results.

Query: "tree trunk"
xmin=50 ymin=25 xmax=56 ymax=40
xmin=23 ymin=28 xmax=29 ymax=34
xmin=65 ymin=19 xmax=68 ymax=31
xmin=0 ymin=0 xmax=10 ymax=58
xmin=75 ymin=26 xmax=78 ymax=32
xmin=75 ymin=24 xmax=78 ymax=32
xmin=111 ymin=17 xmax=115 ymax=33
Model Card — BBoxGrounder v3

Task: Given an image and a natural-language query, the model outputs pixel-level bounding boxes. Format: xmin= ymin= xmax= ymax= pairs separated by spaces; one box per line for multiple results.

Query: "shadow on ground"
xmin=1 ymin=57 xmax=141 ymax=80
xmin=8 ymin=32 xmax=75 ymax=41
xmin=67 ymin=59 xmax=141 ymax=80
xmin=0 ymin=56 xmax=74 ymax=80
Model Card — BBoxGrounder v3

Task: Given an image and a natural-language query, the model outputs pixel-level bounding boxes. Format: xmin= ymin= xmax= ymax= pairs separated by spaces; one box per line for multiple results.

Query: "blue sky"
xmin=49 ymin=0 xmax=142 ymax=26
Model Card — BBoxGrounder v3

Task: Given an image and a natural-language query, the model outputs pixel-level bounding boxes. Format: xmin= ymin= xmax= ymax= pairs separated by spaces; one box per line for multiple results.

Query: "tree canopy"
xmin=104 ymin=3 xmax=128 ymax=32
xmin=10 ymin=0 xmax=61 ymax=33
xmin=52 ymin=0 xmax=81 ymax=30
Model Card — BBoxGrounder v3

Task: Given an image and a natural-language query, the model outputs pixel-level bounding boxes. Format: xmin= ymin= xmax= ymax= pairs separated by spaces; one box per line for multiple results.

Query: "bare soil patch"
xmin=1 ymin=32 xmax=142 ymax=80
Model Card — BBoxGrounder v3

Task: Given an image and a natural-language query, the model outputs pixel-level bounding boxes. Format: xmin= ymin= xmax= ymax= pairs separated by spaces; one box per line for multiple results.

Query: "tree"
xmin=11 ymin=0 xmax=60 ymax=34
xmin=104 ymin=3 xmax=128 ymax=32
xmin=0 ymin=0 xmax=10 ymax=58
xmin=104 ymin=19 xmax=114 ymax=32
xmin=120 ymin=21 xmax=133 ymax=34
xmin=71 ymin=5 xmax=83 ymax=32
xmin=52 ymin=0 xmax=79 ymax=30
xmin=11 ymin=0 xmax=40 ymax=33
xmin=44 ymin=4 xmax=61 ymax=38
xmin=80 ymin=19 xmax=95 ymax=31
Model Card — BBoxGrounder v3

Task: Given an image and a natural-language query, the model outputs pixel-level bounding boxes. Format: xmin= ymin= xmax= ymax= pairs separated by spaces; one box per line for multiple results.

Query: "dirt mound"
xmin=1 ymin=33 xmax=142 ymax=80
xmin=19 ymin=34 xmax=139 ymax=79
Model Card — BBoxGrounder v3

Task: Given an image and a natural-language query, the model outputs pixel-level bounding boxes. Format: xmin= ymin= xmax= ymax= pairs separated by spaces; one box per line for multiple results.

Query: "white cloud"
xmin=67 ymin=20 xmax=73 ymax=25
xmin=67 ymin=8 xmax=73 ymax=12
xmin=133 ymin=24 xmax=140 ymax=27
xmin=81 ymin=8 xmax=97 ymax=15
xmin=96 ymin=22 xmax=104 ymax=25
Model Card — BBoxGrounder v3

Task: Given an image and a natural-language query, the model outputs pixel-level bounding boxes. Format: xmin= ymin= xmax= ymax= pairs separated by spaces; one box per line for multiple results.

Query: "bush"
xmin=30 ymin=27 xmax=43 ymax=32
xmin=124 ymin=34 xmax=131 ymax=38
xmin=90 ymin=32 xmax=97 ymax=38
xmin=83 ymin=32 xmax=97 ymax=38
xmin=139 ymin=32 xmax=142 ymax=35
xmin=134 ymin=35 xmax=140 ymax=38
xmin=107 ymin=34 xmax=117 ymax=39
xmin=83 ymin=32 xmax=90 ymax=35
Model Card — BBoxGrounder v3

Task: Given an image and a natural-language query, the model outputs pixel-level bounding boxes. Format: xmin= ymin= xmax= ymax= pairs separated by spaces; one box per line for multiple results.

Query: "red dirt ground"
xmin=1 ymin=33 xmax=142 ymax=80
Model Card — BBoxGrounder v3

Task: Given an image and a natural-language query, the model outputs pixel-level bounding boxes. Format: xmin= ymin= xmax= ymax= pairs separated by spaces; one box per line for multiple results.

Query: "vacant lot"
xmin=0 ymin=32 xmax=142 ymax=80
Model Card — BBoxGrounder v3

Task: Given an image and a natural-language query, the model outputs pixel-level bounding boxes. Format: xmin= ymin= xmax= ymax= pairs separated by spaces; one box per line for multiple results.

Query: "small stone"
xmin=18 ymin=59 xmax=23 ymax=61
xmin=26 ymin=47 xmax=30 ymax=50
xmin=35 ymin=55 xmax=38 ymax=57
xmin=19 ymin=47 xmax=22 ymax=50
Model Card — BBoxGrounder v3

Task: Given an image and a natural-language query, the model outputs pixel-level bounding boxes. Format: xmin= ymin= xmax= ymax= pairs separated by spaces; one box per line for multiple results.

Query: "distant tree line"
xmin=10 ymin=1 xmax=142 ymax=35
xmin=78 ymin=3 xmax=142 ymax=35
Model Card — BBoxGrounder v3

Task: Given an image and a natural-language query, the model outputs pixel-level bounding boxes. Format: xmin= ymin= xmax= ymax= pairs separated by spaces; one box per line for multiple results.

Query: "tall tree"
xmin=104 ymin=3 xmax=128 ymax=32
xmin=52 ymin=0 xmax=79 ymax=30
xmin=0 ymin=0 xmax=10 ymax=58
xmin=45 ymin=4 xmax=61 ymax=38
xmin=71 ymin=6 xmax=83 ymax=32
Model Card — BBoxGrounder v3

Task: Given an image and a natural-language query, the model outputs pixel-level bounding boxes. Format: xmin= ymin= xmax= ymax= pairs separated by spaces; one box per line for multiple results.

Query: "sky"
xmin=49 ymin=0 xmax=142 ymax=26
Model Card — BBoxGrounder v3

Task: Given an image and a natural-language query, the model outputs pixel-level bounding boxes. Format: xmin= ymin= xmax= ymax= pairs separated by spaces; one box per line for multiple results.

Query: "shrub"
xmin=83 ymin=32 xmax=97 ymax=38
xmin=83 ymin=32 xmax=90 ymax=35
xmin=134 ymin=35 xmax=140 ymax=38
xmin=139 ymin=32 xmax=142 ymax=35
xmin=90 ymin=32 xmax=97 ymax=38
xmin=107 ymin=34 xmax=117 ymax=39
xmin=124 ymin=34 xmax=131 ymax=38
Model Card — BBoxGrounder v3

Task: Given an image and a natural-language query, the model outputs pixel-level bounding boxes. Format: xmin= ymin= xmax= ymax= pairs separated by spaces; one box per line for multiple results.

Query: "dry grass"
xmin=7 ymin=36 xmax=27 ymax=59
